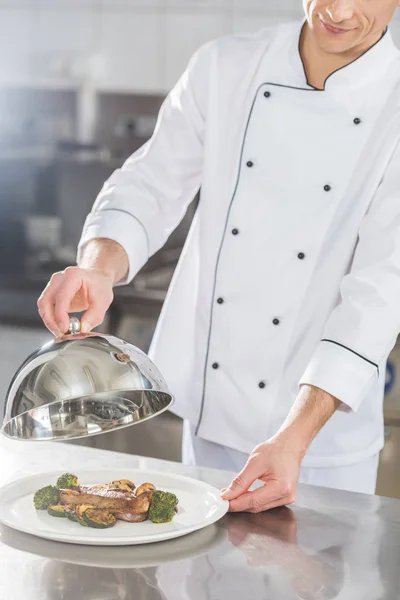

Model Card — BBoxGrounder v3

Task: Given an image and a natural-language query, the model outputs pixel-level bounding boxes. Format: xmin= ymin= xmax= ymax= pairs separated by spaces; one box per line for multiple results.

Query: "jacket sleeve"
xmin=300 ymin=140 xmax=400 ymax=411
xmin=77 ymin=41 xmax=215 ymax=283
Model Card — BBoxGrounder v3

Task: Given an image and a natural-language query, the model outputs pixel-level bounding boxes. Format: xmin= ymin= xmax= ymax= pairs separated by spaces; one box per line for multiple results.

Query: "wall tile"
xmin=99 ymin=11 xmax=163 ymax=92
xmin=163 ymin=12 xmax=228 ymax=89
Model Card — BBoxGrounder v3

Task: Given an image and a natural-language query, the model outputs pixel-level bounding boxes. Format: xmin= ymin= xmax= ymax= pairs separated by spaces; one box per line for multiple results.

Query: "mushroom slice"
xmin=109 ymin=480 xmax=136 ymax=494
xmin=136 ymin=483 xmax=156 ymax=496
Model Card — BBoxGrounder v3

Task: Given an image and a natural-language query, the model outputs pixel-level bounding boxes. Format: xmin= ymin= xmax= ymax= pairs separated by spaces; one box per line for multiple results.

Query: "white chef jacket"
xmin=78 ymin=21 xmax=400 ymax=467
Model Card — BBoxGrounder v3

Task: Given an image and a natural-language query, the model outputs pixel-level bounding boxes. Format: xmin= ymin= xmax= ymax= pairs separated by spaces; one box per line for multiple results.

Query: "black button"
xmin=353 ymin=117 xmax=361 ymax=125
xmin=324 ymin=184 xmax=331 ymax=192
xmin=298 ymin=252 xmax=305 ymax=260
xmin=246 ymin=161 xmax=254 ymax=168
xmin=259 ymin=381 xmax=266 ymax=389
xmin=264 ymin=91 xmax=271 ymax=98
xmin=232 ymin=228 xmax=239 ymax=235
xmin=273 ymin=318 xmax=280 ymax=326
xmin=212 ymin=362 xmax=219 ymax=370
xmin=217 ymin=297 xmax=224 ymax=304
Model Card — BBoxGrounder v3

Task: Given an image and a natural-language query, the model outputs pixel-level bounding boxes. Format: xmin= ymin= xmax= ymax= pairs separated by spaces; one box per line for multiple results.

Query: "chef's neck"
xmin=299 ymin=22 xmax=385 ymax=90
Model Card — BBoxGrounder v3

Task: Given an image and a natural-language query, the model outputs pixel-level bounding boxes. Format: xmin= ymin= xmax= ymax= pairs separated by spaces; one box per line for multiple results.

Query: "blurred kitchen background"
xmin=0 ymin=0 xmax=400 ymax=497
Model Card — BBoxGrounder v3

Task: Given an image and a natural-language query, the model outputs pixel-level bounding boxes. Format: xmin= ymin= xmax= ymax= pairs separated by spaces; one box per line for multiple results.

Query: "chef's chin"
xmin=312 ymin=22 xmax=362 ymax=54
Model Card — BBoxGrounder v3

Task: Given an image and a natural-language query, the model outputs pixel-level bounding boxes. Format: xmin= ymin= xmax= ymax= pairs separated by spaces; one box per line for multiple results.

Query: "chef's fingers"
xmin=81 ymin=288 xmax=114 ymax=333
xmin=228 ymin=482 xmax=292 ymax=513
xmin=37 ymin=273 xmax=64 ymax=335
xmin=52 ymin=274 xmax=85 ymax=334
xmin=221 ymin=456 xmax=261 ymax=500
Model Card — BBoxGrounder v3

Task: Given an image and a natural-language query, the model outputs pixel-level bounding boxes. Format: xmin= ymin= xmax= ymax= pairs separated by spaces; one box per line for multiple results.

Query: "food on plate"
xmin=136 ymin=482 xmax=156 ymax=496
xmin=109 ymin=480 xmax=136 ymax=494
xmin=56 ymin=473 xmax=79 ymax=490
xmin=148 ymin=490 xmax=179 ymax=524
xmin=33 ymin=485 xmax=60 ymax=510
xmin=113 ymin=511 xmax=148 ymax=523
xmin=75 ymin=504 xmax=95 ymax=526
xmin=59 ymin=489 xmax=153 ymax=513
xmin=33 ymin=474 xmax=179 ymax=529
xmin=64 ymin=504 xmax=79 ymax=522
xmin=84 ymin=509 xmax=117 ymax=529
xmin=47 ymin=505 xmax=67 ymax=518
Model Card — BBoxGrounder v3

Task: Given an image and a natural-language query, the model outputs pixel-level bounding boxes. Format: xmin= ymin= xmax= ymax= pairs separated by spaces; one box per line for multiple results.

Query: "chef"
xmin=39 ymin=0 xmax=400 ymax=512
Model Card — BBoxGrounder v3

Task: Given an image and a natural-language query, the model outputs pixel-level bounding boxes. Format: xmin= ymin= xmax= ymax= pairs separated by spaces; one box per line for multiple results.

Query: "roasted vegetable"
xmin=64 ymin=505 xmax=78 ymax=522
xmin=33 ymin=485 xmax=60 ymax=510
xmin=84 ymin=509 xmax=117 ymax=529
xmin=153 ymin=490 xmax=178 ymax=508
xmin=109 ymin=480 xmax=136 ymax=494
xmin=47 ymin=505 xmax=66 ymax=518
xmin=149 ymin=490 xmax=179 ymax=524
xmin=75 ymin=504 xmax=95 ymax=527
xmin=136 ymin=483 xmax=156 ymax=496
xmin=56 ymin=473 xmax=79 ymax=490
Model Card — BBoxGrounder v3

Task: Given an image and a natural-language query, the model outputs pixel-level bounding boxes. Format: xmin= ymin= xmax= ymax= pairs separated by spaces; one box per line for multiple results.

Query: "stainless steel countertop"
xmin=0 ymin=436 xmax=399 ymax=600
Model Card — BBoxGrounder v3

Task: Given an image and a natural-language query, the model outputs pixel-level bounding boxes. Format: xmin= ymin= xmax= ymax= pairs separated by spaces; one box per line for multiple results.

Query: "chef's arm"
xmin=222 ymin=384 xmax=340 ymax=512
xmin=274 ymin=385 xmax=341 ymax=457
xmin=300 ymin=140 xmax=400 ymax=411
xmin=77 ymin=41 xmax=215 ymax=284
xmin=78 ymin=238 xmax=130 ymax=285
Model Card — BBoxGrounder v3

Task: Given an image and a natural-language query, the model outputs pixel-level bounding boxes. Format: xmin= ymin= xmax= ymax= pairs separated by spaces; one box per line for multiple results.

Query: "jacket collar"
xmin=290 ymin=20 xmax=400 ymax=92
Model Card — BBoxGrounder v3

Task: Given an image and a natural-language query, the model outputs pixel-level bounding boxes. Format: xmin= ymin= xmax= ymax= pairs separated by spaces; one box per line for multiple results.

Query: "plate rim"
xmin=0 ymin=468 xmax=229 ymax=546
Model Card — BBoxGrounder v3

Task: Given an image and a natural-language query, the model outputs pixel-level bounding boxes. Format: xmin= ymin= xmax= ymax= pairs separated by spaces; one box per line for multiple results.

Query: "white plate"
xmin=0 ymin=469 xmax=229 ymax=546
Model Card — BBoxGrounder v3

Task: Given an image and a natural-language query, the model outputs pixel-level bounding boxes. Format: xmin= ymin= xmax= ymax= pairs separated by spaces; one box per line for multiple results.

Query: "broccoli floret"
xmin=56 ymin=473 xmax=79 ymax=490
xmin=149 ymin=490 xmax=179 ymax=524
xmin=33 ymin=485 xmax=59 ymax=510
xmin=153 ymin=490 xmax=178 ymax=507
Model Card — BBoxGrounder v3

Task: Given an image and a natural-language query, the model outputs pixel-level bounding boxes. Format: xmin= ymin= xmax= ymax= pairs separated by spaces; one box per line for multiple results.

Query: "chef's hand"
xmin=221 ymin=435 xmax=302 ymax=513
xmin=37 ymin=266 xmax=114 ymax=337
xmin=221 ymin=385 xmax=341 ymax=513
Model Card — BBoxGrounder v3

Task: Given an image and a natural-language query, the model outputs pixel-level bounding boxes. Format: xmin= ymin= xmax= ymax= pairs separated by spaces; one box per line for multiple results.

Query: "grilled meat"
xmin=114 ymin=512 xmax=148 ymax=523
xmin=59 ymin=489 xmax=153 ymax=513
xmin=79 ymin=485 xmax=132 ymax=498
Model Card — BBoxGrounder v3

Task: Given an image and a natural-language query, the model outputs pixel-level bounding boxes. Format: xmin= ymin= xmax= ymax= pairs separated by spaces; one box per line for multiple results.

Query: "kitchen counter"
xmin=0 ymin=437 xmax=399 ymax=599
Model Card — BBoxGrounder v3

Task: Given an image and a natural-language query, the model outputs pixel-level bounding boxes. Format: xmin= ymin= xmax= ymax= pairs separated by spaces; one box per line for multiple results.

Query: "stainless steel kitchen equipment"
xmin=2 ymin=316 xmax=173 ymax=441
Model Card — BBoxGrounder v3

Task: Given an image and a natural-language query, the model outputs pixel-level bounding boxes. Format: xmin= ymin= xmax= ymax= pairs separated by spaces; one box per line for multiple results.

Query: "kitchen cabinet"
xmin=163 ymin=12 xmax=228 ymax=89
xmin=38 ymin=0 xmax=97 ymax=7
xmin=0 ymin=9 xmax=33 ymax=84
xmin=165 ymin=0 xmax=231 ymax=10
xmin=232 ymin=12 xmax=297 ymax=34
xmin=232 ymin=0 xmax=297 ymax=11
xmin=34 ymin=9 xmax=97 ymax=56
xmin=102 ymin=0 xmax=164 ymax=8
xmin=99 ymin=11 xmax=162 ymax=92
xmin=31 ymin=8 xmax=99 ymax=85
xmin=0 ymin=0 xmax=37 ymax=6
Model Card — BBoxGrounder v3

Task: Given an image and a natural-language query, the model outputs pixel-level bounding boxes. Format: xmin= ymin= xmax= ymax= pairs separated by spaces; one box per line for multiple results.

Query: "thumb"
xmin=81 ymin=297 xmax=110 ymax=333
xmin=221 ymin=459 xmax=260 ymax=500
